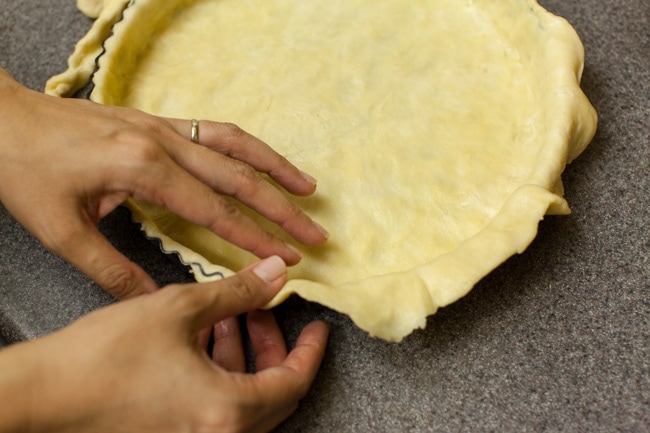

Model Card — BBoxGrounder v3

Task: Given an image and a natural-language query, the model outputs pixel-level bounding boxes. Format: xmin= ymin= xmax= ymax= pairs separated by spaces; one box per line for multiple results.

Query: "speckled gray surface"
xmin=1 ymin=0 xmax=648 ymax=431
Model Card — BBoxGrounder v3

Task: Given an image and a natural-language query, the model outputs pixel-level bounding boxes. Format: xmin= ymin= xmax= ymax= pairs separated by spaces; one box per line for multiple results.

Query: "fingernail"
xmin=314 ymin=221 xmax=330 ymax=239
xmin=252 ymin=256 xmax=286 ymax=283
xmin=300 ymin=170 xmax=317 ymax=186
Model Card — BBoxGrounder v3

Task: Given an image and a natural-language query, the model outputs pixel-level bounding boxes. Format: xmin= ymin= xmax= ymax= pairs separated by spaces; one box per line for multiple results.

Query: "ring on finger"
xmin=190 ymin=119 xmax=200 ymax=144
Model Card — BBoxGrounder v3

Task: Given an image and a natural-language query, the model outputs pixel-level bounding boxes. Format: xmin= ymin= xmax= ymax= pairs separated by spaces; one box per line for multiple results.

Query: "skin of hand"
xmin=0 ymin=255 xmax=329 ymax=433
xmin=0 ymin=69 xmax=329 ymax=299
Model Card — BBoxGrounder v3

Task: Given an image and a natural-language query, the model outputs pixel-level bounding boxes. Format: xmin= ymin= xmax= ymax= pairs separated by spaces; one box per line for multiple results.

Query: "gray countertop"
xmin=1 ymin=1 xmax=648 ymax=431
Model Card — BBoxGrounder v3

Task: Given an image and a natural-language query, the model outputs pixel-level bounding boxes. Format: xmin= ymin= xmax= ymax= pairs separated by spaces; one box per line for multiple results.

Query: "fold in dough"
xmin=47 ymin=0 xmax=597 ymax=341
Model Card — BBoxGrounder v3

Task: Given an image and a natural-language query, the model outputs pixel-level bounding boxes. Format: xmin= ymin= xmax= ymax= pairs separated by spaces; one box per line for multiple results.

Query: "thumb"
xmin=50 ymin=222 xmax=159 ymax=299
xmin=182 ymin=256 xmax=287 ymax=333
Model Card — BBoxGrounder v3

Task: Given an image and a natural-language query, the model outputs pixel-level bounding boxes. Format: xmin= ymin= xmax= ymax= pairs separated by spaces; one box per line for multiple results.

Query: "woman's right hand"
xmin=0 ymin=255 xmax=329 ymax=433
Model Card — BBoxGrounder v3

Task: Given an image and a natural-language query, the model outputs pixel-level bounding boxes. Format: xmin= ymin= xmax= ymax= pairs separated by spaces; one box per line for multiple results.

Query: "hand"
xmin=0 ymin=255 xmax=329 ymax=433
xmin=0 ymin=69 xmax=328 ymax=299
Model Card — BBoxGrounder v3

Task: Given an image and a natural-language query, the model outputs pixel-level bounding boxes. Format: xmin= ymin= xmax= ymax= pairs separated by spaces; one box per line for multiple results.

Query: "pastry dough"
xmin=47 ymin=0 xmax=597 ymax=341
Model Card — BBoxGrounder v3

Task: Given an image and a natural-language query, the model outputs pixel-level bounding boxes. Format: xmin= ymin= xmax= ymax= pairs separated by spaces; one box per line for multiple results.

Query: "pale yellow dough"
xmin=47 ymin=0 xmax=596 ymax=341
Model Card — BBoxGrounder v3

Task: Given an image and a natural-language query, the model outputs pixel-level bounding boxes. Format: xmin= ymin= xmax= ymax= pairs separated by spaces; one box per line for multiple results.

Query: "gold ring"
xmin=190 ymin=119 xmax=199 ymax=143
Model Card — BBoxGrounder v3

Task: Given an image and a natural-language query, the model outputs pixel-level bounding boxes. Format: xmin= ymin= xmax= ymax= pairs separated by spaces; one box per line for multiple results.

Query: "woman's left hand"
xmin=0 ymin=70 xmax=328 ymax=299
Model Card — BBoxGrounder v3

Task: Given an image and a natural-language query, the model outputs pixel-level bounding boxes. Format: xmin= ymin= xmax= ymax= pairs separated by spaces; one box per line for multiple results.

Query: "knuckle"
xmin=138 ymin=116 xmax=172 ymax=137
xmin=95 ymin=263 xmax=141 ymax=299
xmin=229 ymin=162 xmax=264 ymax=192
xmin=276 ymin=202 xmax=306 ymax=232
xmin=248 ymin=231 xmax=280 ymax=259
xmin=207 ymin=198 xmax=245 ymax=238
xmin=192 ymin=401 xmax=248 ymax=433
xmin=273 ymin=153 xmax=293 ymax=172
xmin=266 ymin=153 xmax=296 ymax=181
xmin=113 ymin=130 xmax=166 ymax=166
xmin=162 ymin=284 xmax=204 ymax=314
xmin=39 ymin=224 xmax=78 ymax=254
xmin=219 ymin=122 xmax=247 ymax=141
xmin=129 ymin=137 xmax=166 ymax=165
xmin=226 ymin=274 xmax=261 ymax=305
xmin=212 ymin=317 xmax=238 ymax=343
xmin=286 ymin=202 xmax=305 ymax=221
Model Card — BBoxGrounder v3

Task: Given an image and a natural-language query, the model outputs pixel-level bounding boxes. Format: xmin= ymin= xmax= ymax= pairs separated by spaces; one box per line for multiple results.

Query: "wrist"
xmin=0 ymin=340 xmax=44 ymax=432
xmin=0 ymin=334 xmax=98 ymax=433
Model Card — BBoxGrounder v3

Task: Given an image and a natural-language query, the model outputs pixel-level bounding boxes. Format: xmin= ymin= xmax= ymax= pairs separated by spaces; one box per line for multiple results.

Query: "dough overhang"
xmin=47 ymin=0 xmax=597 ymax=342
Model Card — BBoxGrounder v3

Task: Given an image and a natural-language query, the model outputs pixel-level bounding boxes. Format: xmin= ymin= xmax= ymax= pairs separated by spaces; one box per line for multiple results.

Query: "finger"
xmin=130 ymin=158 xmax=303 ymax=265
xmin=211 ymin=317 xmax=246 ymax=373
xmin=166 ymin=118 xmax=318 ymax=196
xmin=197 ymin=326 xmax=212 ymax=352
xmin=266 ymin=320 xmax=329 ymax=387
xmin=247 ymin=310 xmax=288 ymax=372
xmin=228 ymin=320 xmax=329 ymax=432
xmin=253 ymin=320 xmax=329 ymax=400
xmin=44 ymin=217 xmax=159 ymax=299
xmin=98 ymin=115 xmax=305 ymax=263
xmin=179 ymin=256 xmax=287 ymax=333
xmin=161 ymin=121 xmax=329 ymax=247
xmin=188 ymin=151 xmax=327 ymax=246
